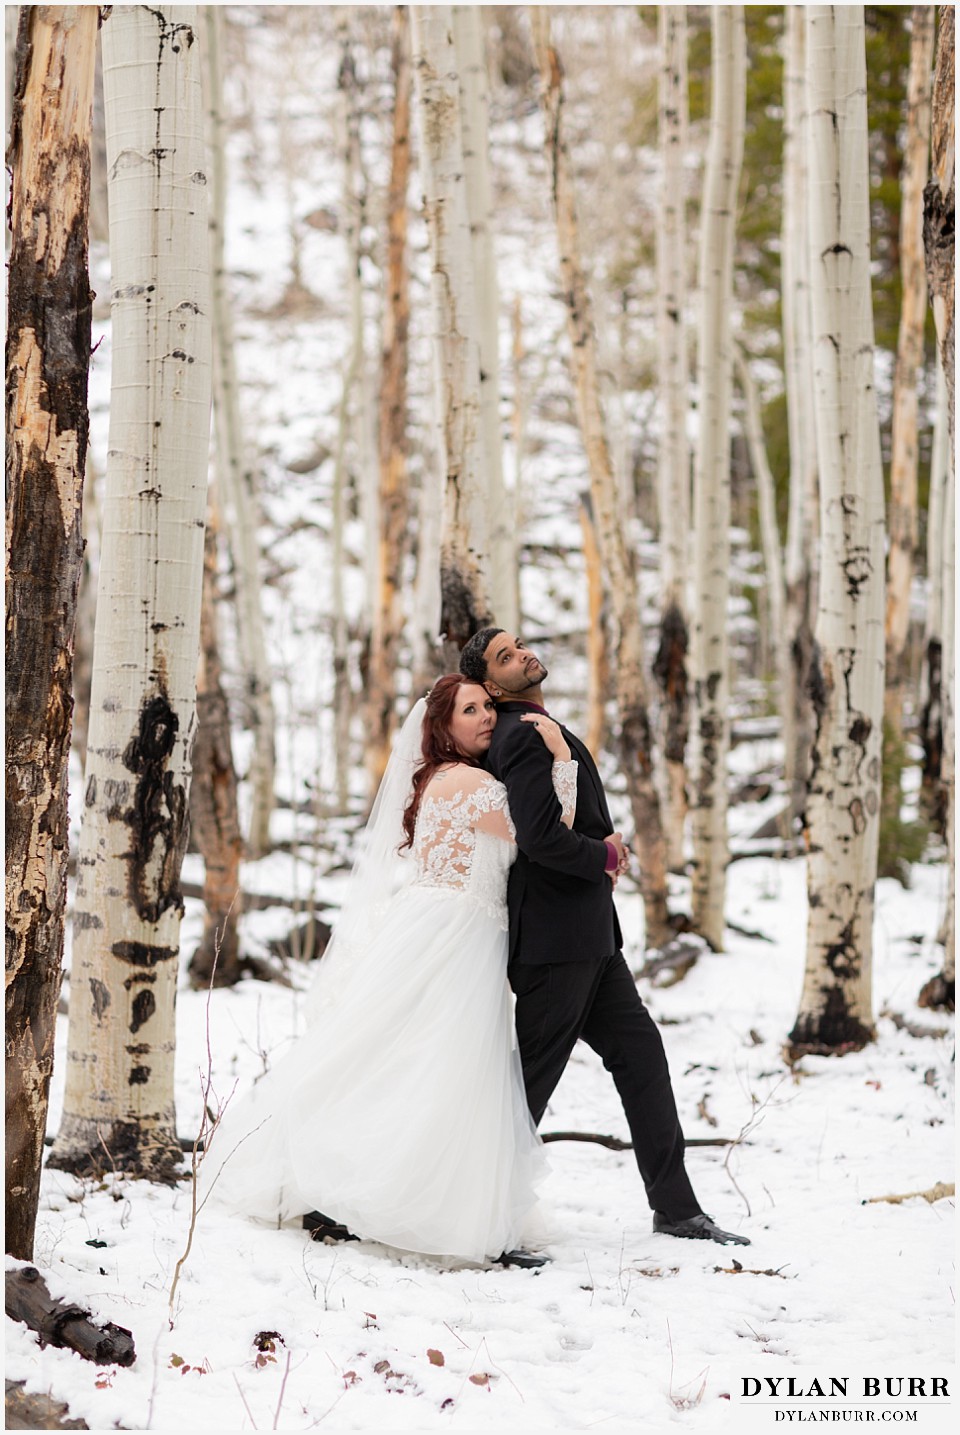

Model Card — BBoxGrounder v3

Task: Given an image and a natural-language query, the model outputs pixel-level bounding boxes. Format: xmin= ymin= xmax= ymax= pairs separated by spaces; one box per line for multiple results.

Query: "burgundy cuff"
xmin=603 ymin=841 xmax=619 ymax=873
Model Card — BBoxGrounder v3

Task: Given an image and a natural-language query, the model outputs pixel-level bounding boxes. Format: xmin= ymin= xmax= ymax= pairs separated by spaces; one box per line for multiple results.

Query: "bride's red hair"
xmin=400 ymin=675 xmax=489 ymax=849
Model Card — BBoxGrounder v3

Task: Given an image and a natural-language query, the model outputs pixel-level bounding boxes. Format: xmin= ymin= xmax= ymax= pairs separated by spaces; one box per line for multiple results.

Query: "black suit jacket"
xmin=486 ymin=703 xmax=622 ymax=966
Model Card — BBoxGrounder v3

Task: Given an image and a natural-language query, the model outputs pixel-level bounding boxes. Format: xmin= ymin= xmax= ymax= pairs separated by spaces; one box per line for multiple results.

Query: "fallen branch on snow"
xmin=713 ymin=1260 xmax=792 ymax=1278
xmin=880 ymin=1006 xmax=951 ymax=1040
xmin=541 ymin=1131 xmax=736 ymax=1150
xmin=862 ymin=1182 xmax=954 ymax=1206
xmin=5 ymin=1266 xmax=135 ymax=1367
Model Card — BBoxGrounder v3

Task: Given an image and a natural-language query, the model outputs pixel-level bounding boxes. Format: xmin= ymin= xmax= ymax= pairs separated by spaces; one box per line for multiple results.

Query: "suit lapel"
xmin=495 ymin=703 xmax=611 ymax=830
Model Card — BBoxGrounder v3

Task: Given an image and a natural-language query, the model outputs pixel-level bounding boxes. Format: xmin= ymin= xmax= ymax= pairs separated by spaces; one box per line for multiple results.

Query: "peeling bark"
xmin=5 ymin=4 xmax=97 ymax=1261
xmin=48 ymin=5 xmax=211 ymax=1180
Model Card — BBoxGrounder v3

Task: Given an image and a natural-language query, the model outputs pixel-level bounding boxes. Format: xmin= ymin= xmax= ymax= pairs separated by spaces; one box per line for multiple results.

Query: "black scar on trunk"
xmin=121 ymin=694 xmax=189 ymax=925
xmin=88 ymin=979 xmax=110 ymax=1022
xmin=129 ymin=989 xmax=156 ymax=1034
xmin=440 ymin=566 xmax=492 ymax=651
xmin=111 ymin=940 xmax=177 ymax=967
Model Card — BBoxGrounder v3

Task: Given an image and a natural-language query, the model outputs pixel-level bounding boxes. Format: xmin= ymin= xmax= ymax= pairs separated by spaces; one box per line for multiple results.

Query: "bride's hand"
xmin=520 ymin=713 xmax=571 ymax=763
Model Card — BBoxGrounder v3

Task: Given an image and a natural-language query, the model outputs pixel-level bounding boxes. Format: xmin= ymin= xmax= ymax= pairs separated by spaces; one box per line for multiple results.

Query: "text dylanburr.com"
xmin=732 ymin=1373 xmax=955 ymax=1432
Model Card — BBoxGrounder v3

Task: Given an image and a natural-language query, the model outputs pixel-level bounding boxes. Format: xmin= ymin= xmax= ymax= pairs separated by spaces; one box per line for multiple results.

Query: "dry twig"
xmin=862 ymin=1182 xmax=954 ymax=1206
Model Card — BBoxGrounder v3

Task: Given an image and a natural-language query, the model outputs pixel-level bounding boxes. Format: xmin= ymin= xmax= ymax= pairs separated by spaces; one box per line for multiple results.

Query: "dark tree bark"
xmin=188 ymin=516 xmax=244 ymax=987
xmin=5 ymin=5 xmax=97 ymax=1261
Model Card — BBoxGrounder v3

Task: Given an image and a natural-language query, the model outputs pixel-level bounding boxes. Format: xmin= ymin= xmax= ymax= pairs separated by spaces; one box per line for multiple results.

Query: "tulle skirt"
xmin=197 ymin=885 xmax=548 ymax=1263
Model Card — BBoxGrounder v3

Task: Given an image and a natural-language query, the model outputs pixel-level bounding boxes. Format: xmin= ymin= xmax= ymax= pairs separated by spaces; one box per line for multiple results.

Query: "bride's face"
xmin=448 ymin=685 xmax=498 ymax=758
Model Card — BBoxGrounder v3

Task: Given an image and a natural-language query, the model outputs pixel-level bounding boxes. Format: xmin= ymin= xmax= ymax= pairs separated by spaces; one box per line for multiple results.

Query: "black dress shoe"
xmin=302 ymin=1210 xmax=360 ymax=1243
xmin=496 ymin=1248 xmax=550 ymax=1269
xmin=653 ymin=1211 xmax=751 ymax=1246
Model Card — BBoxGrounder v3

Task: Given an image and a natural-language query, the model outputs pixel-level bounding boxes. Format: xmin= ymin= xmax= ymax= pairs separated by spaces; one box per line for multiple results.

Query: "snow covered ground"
xmin=8 ymin=853 xmax=954 ymax=1434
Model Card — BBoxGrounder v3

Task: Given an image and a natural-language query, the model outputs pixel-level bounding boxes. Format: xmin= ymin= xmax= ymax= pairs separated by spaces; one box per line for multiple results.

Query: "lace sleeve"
xmin=551 ymin=759 xmax=578 ymax=827
xmin=473 ymin=775 xmax=517 ymax=844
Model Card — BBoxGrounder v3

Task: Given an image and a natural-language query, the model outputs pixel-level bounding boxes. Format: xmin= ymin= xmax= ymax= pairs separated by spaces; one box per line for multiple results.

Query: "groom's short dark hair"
xmin=459 ymin=627 xmax=503 ymax=683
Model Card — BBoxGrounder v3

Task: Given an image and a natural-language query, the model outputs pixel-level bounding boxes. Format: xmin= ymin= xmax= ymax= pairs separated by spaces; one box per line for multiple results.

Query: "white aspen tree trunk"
xmin=72 ymin=451 xmax=101 ymax=774
xmin=788 ymin=5 xmax=886 ymax=1057
xmin=579 ymin=494 xmax=608 ymax=759
xmin=187 ymin=502 xmax=243 ymax=987
xmin=531 ymin=8 xmax=672 ymax=947
xmin=734 ymin=346 xmax=789 ymax=761
xmin=49 ymin=5 xmax=212 ymax=1178
xmin=328 ymin=20 xmax=369 ymax=813
xmin=367 ymin=5 xmax=412 ymax=795
xmin=4 ymin=4 xmax=19 ymax=148
xmin=411 ymin=448 xmax=444 ymax=694
xmin=920 ymin=441 xmax=954 ymax=1007
xmin=331 ymin=372 xmax=352 ymax=813
xmin=509 ymin=292 xmax=525 ymax=626
xmin=336 ymin=13 xmax=378 ymax=669
xmin=411 ymin=4 xmax=492 ymax=662
xmin=781 ymin=5 xmax=819 ymax=829
xmin=919 ymin=358 xmax=948 ymax=824
xmin=924 ymin=7 xmax=954 ymax=459
xmin=5 ymin=3 xmax=97 ymax=1260
xmin=934 ymin=456 xmax=955 ymax=989
xmin=202 ymin=3 xmax=275 ymax=857
xmin=453 ymin=5 xmax=516 ymax=633
xmin=919 ymin=6 xmax=955 ymax=1006
xmin=883 ymin=6 xmax=935 ymax=764
xmin=654 ymin=2 xmax=691 ymax=873
xmin=689 ymin=6 xmax=745 ymax=952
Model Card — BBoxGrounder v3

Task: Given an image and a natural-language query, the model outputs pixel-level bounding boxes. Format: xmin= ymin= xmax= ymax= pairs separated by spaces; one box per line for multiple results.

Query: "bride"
xmin=198 ymin=674 xmax=579 ymax=1265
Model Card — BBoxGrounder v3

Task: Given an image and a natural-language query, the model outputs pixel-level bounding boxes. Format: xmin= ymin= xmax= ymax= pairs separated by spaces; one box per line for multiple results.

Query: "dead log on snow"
xmin=5 ymin=1266 xmax=135 ymax=1367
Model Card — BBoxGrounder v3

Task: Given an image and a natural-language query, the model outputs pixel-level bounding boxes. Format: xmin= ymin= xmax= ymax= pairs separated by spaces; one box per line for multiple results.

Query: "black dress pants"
xmin=509 ymin=949 xmax=702 ymax=1221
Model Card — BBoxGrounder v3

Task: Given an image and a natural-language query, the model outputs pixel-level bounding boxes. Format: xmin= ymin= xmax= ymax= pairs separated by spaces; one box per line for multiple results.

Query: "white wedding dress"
xmin=199 ymin=757 xmax=578 ymax=1263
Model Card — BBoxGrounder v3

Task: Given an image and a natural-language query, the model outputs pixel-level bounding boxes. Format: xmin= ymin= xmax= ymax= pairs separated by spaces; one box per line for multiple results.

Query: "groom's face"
xmin=482 ymin=633 xmax=548 ymax=697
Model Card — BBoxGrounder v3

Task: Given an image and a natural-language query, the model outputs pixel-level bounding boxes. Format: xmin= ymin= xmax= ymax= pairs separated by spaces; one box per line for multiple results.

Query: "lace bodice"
xmin=412 ymin=761 xmax=577 ymax=929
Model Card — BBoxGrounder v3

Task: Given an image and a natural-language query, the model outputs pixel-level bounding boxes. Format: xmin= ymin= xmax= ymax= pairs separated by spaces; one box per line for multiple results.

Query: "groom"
xmin=459 ymin=628 xmax=749 ymax=1247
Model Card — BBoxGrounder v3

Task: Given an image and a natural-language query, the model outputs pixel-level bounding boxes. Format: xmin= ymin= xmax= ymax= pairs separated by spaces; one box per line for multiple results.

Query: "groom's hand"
xmin=604 ymin=832 xmax=631 ymax=883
